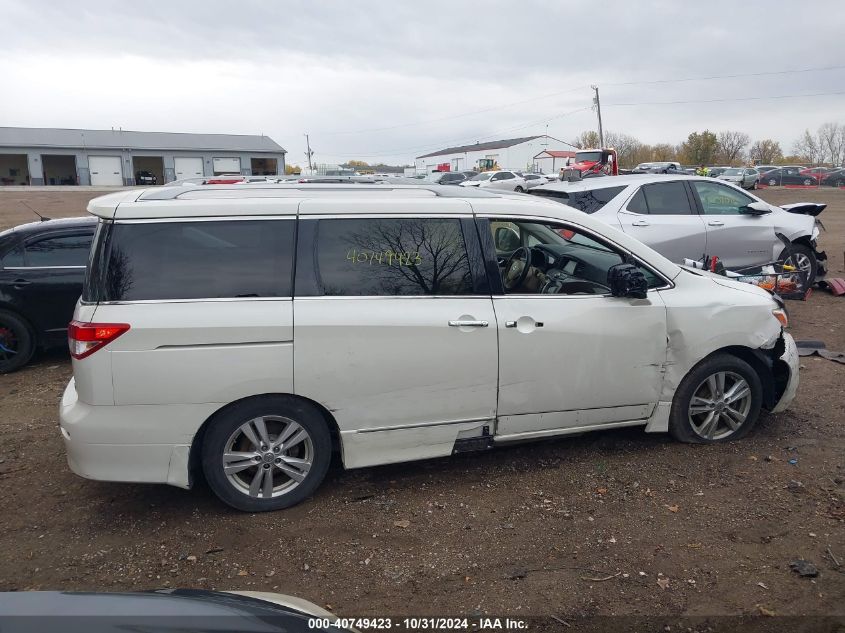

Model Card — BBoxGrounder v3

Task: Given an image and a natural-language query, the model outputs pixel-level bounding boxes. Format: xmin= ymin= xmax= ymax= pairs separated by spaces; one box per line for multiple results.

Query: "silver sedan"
xmin=718 ymin=167 xmax=759 ymax=190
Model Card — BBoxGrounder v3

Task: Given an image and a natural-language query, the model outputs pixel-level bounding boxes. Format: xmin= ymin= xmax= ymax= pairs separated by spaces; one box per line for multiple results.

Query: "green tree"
xmin=679 ymin=130 xmax=719 ymax=165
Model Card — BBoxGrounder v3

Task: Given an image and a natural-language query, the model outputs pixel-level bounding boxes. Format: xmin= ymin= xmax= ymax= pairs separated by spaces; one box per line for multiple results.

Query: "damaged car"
xmin=530 ymin=175 xmax=827 ymax=286
xmin=61 ymin=184 xmax=798 ymax=512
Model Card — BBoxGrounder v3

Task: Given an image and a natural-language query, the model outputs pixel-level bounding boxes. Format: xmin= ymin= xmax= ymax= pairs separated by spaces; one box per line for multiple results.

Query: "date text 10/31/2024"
xmin=307 ymin=617 xmax=530 ymax=630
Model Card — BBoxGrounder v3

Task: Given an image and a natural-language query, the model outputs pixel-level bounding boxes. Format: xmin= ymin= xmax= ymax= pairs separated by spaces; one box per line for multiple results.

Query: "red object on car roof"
xmin=205 ymin=175 xmax=244 ymax=184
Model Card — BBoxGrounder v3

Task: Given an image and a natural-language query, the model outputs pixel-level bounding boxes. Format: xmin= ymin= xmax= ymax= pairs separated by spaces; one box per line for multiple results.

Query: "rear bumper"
xmin=59 ymin=379 xmax=217 ymax=489
xmin=771 ymin=332 xmax=799 ymax=414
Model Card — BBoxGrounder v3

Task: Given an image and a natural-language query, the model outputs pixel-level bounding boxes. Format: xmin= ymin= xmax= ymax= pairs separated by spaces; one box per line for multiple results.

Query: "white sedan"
xmin=460 ymin=170 xmax=527 ymax=192
xmin=531 ymin=174 xmax=826 ymax=284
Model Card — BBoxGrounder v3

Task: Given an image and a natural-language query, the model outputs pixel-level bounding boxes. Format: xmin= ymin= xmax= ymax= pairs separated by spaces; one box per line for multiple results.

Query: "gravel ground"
xmin=0 ymin=186 xmax=842 ymax=619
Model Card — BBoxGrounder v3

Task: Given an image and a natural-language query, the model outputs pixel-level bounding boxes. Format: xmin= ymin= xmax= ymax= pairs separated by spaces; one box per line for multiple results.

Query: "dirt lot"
xmin=0 ymin=186 xmax=843 ymax=620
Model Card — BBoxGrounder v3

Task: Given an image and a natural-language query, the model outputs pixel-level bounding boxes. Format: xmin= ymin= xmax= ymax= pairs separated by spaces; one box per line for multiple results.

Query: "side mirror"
xmin=740 ymin=201 xmax=772 ymax=216
xmin=494 ymin=227 xmax=521 ymax=251
xmin=607 ymin=263 xmax=648 ymax=299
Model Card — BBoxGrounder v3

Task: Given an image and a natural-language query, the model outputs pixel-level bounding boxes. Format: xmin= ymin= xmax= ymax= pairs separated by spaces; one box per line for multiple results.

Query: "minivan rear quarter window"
xmin=90 ymin=220 xmax=295 ymax=301
xmin=307 ymin=218 xmax=475 ymax=296
xmin=531 ymin=186 xmax=625 ymax=214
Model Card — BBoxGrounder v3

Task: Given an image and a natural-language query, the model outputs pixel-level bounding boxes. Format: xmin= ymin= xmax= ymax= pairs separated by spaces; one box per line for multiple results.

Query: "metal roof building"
xmin=0 ymin=127 xmax=286 ymax=186
xmin=414 ymin=135 xmax=568 ymax=174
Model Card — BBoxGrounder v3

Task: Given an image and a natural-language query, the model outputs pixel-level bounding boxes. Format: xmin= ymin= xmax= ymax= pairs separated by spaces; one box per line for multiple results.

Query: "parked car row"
xmin=54 ymin=182 xmax=798 ymax=511
xmin=529 ymin=174 xmax=826 ymax=282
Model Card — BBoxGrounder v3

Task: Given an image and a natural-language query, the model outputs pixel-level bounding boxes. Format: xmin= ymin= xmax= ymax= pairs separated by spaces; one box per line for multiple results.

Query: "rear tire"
xmin=201 ymin=395 xmax=332 ymax=512
xmin=803 ymin=178 xmax=812 ymax=186
xmin=669 ymin=354 xmax=763 ymax=444
xmin=768 ymin=178 xmax=777 ymax=186
xmin=514 ymin=186 xmax=524 ymax=193
xmin=0 ymin=310 xmax=36 ymax=374
xmin=779 ymin=242 xmax=817 ymax=288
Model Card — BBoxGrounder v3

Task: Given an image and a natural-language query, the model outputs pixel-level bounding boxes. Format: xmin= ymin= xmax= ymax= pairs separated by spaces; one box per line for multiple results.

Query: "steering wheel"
xmin=502 ymin=246 xmax=532 ymax=291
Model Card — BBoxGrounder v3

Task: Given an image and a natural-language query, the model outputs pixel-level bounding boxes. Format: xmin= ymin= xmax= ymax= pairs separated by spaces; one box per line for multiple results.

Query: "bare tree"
xmin=749 ymin=139 xmax=783 ymax=165
xmin=716 ymin=131 xmax=750 ymax=165
xmin=792 ymin=129 xmax=825 ymax=164
xmin=651 ymin=143 xmax=676 ymax=162
xmin=603 ymin=131 xmax=648 ymax=168
xmin=818 ymin=122 xmax=845 ymax=167
xmin=570 ymin=130 xmax=600 ymax=149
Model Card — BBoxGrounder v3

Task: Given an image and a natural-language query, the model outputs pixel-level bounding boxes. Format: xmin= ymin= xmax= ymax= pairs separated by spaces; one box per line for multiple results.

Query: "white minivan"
xmin=61 ymin=184 xmax=799 ymax=512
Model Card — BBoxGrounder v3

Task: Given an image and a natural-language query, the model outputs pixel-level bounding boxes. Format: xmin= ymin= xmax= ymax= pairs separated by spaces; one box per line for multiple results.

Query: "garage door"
xmin=88 ymin=156 xmax=123 ymax=186
xmin=174 ymin=157 xmax=204 ymax=179
xmin=212 ymin=157 xmax=241 ymax=174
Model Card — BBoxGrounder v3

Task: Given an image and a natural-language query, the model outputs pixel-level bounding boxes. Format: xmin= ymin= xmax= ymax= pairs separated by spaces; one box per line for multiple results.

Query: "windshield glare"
xmin=576 ymin=151 xmax=602 ymax=163
xmin=470 ymin=172 xmax=492 ymax=181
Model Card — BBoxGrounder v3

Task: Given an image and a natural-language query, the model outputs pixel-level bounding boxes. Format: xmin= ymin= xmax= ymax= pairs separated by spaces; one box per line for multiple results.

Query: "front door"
xmin=616 ymin=180 xmax=707 ymax=263
xmin=293 ymin=210 xmax=498 ymax=466
xmin=689 ymin=180 xmax=776 ymax=269
xmin=481 ymin=216 xmax=667 ymax=439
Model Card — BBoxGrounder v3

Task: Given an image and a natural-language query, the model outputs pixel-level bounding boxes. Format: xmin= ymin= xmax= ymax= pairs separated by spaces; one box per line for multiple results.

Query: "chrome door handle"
xmin=448 ymin=320 xmax=488 ymax=328
xmin=631 ymin=220 xmax=650 ymax=226
xmin=707 ymin=220 xmax=724 ymax=226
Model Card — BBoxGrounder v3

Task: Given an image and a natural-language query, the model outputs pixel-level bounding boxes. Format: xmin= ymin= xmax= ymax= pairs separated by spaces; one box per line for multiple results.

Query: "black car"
xmin=760 ymin=167 xmax=817 ymax=186
xmin=135 ymin=170 xmax=157 ymax=185
xmin=821 ymin=168 xmax=845 ymax=188
xmin=0 ymin=216 xmax=96 ymax=372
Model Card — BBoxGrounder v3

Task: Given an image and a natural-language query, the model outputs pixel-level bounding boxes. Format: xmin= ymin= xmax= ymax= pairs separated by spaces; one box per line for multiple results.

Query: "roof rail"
xmin=137 ymin=183 xmax=503 ymax=201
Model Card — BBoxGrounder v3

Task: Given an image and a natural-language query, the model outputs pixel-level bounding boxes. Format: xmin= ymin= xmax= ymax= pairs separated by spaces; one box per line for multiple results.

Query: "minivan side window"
xmin=91 ymin=220 xmax=295 ymax=301
xmin=488 ymin=218 xmax=664 ymax=293
xmin=309 ymin=218 xmax=475 ymax=296
xmin=25 ymin=233 xmax=92 ymax=267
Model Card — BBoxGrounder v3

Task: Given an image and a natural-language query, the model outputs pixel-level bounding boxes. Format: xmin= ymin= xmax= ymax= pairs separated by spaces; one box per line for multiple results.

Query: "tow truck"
xmin=563 ymin=148 xmax=618 ymax=179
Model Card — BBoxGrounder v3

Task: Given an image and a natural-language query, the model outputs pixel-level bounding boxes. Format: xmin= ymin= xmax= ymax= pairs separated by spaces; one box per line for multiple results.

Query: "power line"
xmin=605 ymin=90 xmax=845 ymax=107
xmin=314 ymin=64 xmax=845 ymax=138
xmin=602 ymin=64 xmax=845 ymax=87
xmin=320 ymin=107 xmax=591 ymax=158
xmin=315 ymin=85 xmax=589 ymax=136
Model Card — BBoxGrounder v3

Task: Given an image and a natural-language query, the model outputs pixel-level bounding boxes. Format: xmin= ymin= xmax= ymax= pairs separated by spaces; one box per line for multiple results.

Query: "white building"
xmin=533 ymin=150 xmax=577 ymax=175
xmin=415 ymin=135 xmax=568 ymax=174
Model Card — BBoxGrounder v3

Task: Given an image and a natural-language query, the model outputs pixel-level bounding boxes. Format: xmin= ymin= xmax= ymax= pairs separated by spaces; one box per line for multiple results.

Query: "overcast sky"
xmin=2 ymin=0 xmax=844 ymax=165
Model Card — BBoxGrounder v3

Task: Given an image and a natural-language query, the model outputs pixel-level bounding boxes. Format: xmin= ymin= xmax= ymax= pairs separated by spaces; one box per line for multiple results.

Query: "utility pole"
xmin=591 ymin=85 xmax=604 ymax=148
xmin=304 ymin=134 xmax=314 ymax=172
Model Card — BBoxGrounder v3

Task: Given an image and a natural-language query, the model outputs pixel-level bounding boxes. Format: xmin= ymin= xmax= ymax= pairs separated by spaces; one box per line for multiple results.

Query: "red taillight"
xmin=68 ymin=321 xmax=130 ymax=360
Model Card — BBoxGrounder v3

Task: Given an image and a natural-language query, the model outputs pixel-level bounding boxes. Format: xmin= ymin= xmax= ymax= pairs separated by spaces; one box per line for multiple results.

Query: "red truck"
xmin=565 ymin=148 xmax=619 ymax=177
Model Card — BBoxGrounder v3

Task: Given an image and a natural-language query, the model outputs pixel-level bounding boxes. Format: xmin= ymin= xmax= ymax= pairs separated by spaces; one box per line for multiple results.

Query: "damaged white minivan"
xmin=60 ymin=184 xmax=799 ymax=511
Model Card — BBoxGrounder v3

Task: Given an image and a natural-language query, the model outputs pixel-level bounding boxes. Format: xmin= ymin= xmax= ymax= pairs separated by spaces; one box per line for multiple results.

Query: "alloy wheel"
xmin=688 ymin=371 xmax=752 ymax=440
xmin=222 ymin=415 xmax=314 ymax=499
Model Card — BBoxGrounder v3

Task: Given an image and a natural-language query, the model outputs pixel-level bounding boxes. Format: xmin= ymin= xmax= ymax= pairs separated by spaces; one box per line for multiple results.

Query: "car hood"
xmin=680 ymin=266 xmax=775 ymax=301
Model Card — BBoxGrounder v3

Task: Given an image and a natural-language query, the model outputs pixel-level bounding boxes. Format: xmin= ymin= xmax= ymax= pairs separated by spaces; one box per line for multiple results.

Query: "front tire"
xmin=669 ymin=354 xmax=763 ymax=443
xmin=202 ymin=395 xmax=332 ymax=512
xmin=0 ymin=310 xmax=36 ymax=374
xmin=752 ymin=180 xmax=758 ymax=190
xmin=779 ymin=242 xmax=817 ymax=288
xmin=514 ymin=186 xmax=524 ymax=193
